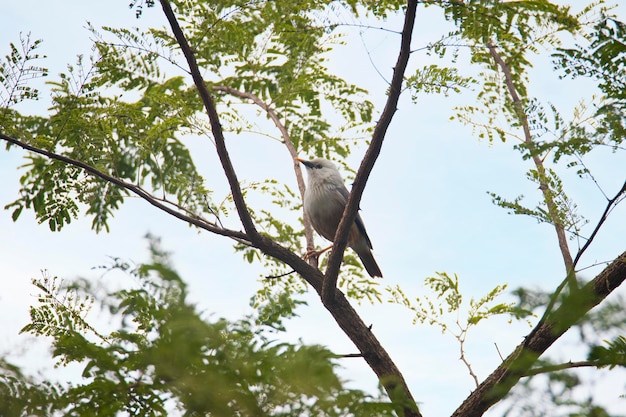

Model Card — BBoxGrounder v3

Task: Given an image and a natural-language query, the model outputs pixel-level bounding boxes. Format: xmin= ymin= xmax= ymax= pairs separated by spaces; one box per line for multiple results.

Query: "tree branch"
xmin=487 ymin=41 xmax=575 ymax=280
xmin=456 ymin=324 xmax=480 ymax=388
xmin=323 ymin=0 xmax=418 ymax=303
xmin=573 ymin=180 xmax=626 ymax=269
xmin=158 ymin=3 xmax=420 ymax=414
xmin=0 ymin=132 xmax=249 ymax=243
xmin=212 ymin=85 xmax=318 ymax=267
xmin=537 ymin=180 xmax=626 ymax=330
xmin=452 ymin=250 xmax=626 ymax=417
xmin=523 ymin=360 xmax=600 ymax=377
xmin=255 ymin=234 xmax=421 ymax=417
xmin=159 ymin=0 xmax=259 ymax=241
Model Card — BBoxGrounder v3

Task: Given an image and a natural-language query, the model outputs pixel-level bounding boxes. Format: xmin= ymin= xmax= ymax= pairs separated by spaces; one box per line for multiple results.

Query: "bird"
xmin=296 ymin=157 xmax=383 ymax=278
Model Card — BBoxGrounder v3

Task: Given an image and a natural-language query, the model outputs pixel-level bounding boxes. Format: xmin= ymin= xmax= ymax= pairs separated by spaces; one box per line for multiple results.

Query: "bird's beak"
xmin=295 ymin=157 xmax=313 ymax=168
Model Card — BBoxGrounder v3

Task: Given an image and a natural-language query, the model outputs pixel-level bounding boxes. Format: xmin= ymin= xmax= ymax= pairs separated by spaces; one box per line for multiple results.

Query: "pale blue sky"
xmin=1 ymin=1 xmax=626 ymax=416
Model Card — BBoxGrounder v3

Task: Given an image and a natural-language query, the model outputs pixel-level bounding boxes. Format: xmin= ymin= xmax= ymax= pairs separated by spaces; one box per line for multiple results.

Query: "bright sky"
xmin=1 ymin=1 xmax=626 ymax=416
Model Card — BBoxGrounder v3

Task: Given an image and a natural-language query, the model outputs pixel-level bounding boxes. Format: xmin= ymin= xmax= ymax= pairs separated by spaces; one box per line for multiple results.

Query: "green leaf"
xmin=588 ymin=335 xmax=626 ymax=369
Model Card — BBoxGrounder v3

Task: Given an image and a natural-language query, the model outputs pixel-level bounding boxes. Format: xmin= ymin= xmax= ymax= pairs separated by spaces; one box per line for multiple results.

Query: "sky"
xmin=1 ymin=1 xmax=626 ymax=416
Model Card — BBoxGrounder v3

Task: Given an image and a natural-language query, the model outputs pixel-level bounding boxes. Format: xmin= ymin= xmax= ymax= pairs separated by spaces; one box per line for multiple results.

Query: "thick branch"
xmin=160 ymin=0 xmax=259 ymax=241
xmin=212 ymin=85 xmax=317 ymax=265
xmin=323 ymin=0 xmax=418 ymax=303
xmin=452 ymin=250 xmax=626 ymax=417
xmin=487 ymin=42 xmax=575 ymax=277
xmin=256 ymin=235 xmax=421 ymax=417
xmin=0 ymin=133 xmax=249 ymax=243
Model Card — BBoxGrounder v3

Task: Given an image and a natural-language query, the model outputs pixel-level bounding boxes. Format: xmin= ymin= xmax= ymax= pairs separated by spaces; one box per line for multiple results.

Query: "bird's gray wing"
xmin=334 ymin=185 xmax=374 ymax=250
xmin=334 ymin=184 xmax=350 ymax=204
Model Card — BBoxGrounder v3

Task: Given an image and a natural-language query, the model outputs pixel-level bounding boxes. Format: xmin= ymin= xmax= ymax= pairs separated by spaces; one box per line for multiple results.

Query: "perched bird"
xmin=296 ymin=157 xmax=383 ymax=278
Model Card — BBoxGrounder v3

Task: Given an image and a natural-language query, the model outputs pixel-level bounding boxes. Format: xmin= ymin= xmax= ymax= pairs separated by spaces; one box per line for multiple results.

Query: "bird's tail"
xmin=356 ymin=247 xmax=383 ymax=278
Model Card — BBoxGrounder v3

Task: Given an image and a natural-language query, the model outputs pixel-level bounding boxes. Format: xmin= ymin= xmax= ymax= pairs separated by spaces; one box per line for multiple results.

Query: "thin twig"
xmin=333 ymin=353 xmax=364 ymax=358
xmin=575 ymin=259 xmax=613 ymax=273
xmin=573 ymin=180 xmax=626 ymax=269
xmin=264 ymin=269 xmax=296 ymax=280
xmin=494 ymin=343 xmax=504 ymax=361
xmin=456 ymin=320 xmax=480 ymax=387
xmin=358 ymin=28 xmax=392 ymax=85
xmin=334 ymin=22 xmax=402 ymax=36
xmin=573 ymin=153 xmax=609 ymax=200
xmin=524 ymin=360 xmax=599 ymax=377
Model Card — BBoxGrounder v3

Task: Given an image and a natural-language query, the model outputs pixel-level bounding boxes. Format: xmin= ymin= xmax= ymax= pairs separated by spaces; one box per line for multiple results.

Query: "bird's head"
xmin=296 ymin=157 xmax=343 ymax=185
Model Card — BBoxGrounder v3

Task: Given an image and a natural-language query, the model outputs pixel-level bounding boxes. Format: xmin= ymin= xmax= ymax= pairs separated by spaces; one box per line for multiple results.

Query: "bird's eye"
xmin=316 ymin=164 xmax=322 ymax=169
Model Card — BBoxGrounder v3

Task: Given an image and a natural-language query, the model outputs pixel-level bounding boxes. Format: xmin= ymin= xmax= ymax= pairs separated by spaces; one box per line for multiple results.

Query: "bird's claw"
xmin=303 ymin=245 xmax=333 ymax=261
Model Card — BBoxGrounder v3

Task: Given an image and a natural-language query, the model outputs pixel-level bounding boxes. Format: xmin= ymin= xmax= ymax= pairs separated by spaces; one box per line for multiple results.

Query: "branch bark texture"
xmin=257 ymin=235 xmax=421 ymax=417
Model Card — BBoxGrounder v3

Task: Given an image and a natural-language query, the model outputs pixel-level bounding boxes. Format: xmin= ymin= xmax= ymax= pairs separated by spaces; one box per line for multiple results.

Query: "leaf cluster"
xmin=406 ymin=64 xmax=475 ymax=102
xmin=3 ymin=45 xmax=210 ymax=232
xmin=555 ymin=16 xmax=626 ymax=150
xmin=387 ymin=271 xmax=531 ymax=336
xmin=440 ymin=0 xmax=578 ymax=133
xmin=0 ymin=33 xmax=47 ymax=109
xmin=14 ymin=237 xmax=395 ymax=416
xmin=2 ymin=0 xmax=382 ymax=288
xmin=0 ymin=358 xmax=60 ymax=417
xmin=488 ymin=166 xmax=587 ymax=237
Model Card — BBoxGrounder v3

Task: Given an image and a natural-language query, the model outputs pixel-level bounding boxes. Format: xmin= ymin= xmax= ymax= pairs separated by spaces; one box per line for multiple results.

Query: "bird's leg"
xmin=303 ymin=244 xmax=333 ymax=261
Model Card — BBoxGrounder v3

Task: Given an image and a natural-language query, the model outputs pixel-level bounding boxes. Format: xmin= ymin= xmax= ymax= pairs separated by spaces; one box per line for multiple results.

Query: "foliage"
xmin=497 ymin=287 xmax=626 ymax=417
xmin=388 ymin=272 xmax=532 ymax=330
xmin=0 ymin=32 xmax=47 ymax=108
xmin=501 ymin=363 xmax=618 ymax=417
xmin=488 ymin=166 xmax=588 ymax=234
xmin=589 ymin=336 xmax=626 ymax=369
xmin=554 ymin=15 xmax=626 ymax=155
xmin=429 ymin=0 xmax=582 ymax=141
xmin=406 ymin=64 xmax=475 ymax=102
xmin=0 ymin=358 xmax=60 ymax=417
xmin=2 ymin=0 xmax=626 ymax=416
xmin=0 ymin=0 xmax=385 ymax=310
xmin=2 ymin=0 xmax=376 ymax=232
xmin=387 ymin=272 xmax=534 ymax=385
xmin=11 ymin=237 xmax=394 ymax=416
xmin=3 ymin=50 xmax=208 ymax=233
